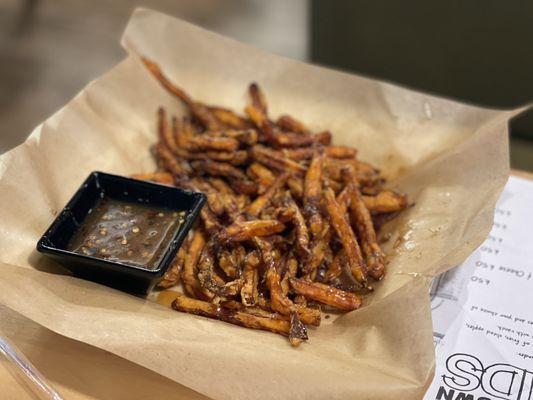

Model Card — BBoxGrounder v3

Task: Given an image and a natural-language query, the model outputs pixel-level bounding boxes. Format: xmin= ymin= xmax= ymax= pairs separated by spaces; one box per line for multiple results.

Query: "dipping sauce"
xmin=67 ymin=198 xmax=185 ymax=270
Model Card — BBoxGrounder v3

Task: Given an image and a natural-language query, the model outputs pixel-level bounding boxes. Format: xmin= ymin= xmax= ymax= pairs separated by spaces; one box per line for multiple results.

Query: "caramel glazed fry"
xmin=141 ymin=58 xmax=408 ymax=346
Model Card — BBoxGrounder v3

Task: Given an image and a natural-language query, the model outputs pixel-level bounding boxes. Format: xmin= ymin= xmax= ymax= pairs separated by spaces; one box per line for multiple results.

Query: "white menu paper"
xmin=426 ymin=176 xmax=533 ymax=400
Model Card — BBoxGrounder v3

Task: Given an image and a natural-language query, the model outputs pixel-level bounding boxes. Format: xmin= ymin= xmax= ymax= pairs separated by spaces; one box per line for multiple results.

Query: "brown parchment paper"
xmin=0 ymin=8 xmax=513 ymax=400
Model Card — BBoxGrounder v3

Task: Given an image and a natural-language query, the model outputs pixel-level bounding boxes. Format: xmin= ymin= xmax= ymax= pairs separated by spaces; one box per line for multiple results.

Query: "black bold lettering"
xmin=436 ymin=386 xmax=455 ymax=400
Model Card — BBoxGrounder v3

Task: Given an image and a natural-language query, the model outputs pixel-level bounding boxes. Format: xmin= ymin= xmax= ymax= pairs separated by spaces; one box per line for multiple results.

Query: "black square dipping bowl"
xmin=37 ymin=171 xmax=206 ymax=294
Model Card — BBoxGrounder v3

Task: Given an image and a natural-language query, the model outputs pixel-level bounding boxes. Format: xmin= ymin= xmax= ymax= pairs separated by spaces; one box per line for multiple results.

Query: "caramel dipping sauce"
xmin=67 ymin=198 xmax=185 ymax=270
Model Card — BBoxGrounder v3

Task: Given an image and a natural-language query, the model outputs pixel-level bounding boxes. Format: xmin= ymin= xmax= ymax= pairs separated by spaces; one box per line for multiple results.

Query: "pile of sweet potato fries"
xmin=136 ymin=58 xmax=408 ymax=346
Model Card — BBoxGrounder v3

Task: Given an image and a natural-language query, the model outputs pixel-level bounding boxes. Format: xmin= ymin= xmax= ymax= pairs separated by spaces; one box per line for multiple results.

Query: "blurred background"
xmin=1 ymin=0 xmax=532 ymax=169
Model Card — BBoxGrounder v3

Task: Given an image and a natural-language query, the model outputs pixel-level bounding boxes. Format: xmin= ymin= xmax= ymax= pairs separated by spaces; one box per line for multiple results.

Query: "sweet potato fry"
xmin=362 ymin=190 xmax=408 ymax=214
xmin=273 ymin=131 xmax=331 ymax=148
xmin=173 ymin=117 xmax=195 ymax=149
xmin=344 ymin=170 xmax=386 ymax=280
xmin=219 ymin=220 xmax=285 ymax=242
xmin=172 ymin=294 xmax=291 ymax=336
xmin=250 ymin=145 xmax=306 ymax=176
xmin=188 ymin=135 xmax=240 ymax=152
xmin=180 ymin=230 xmax=214 ymax=300
xmin=326 ymin=158 xmax=380 ymax=185
xmin=246 ymin=172 xmax=290 ymax=217
xmin=223 ymin=245 xmax=246 ymax=279
xmin=131 ymin=172 xmax=174 ymax=186
xmin=304 ymin=150 xmax=325 ymax=236
xmin=207 ymin=129 xmax=258 ymax=146
xmin=241 ymin=250 xmax=261 ymax=306
xmin=245 ymin=83 xmax=277 ymax=143
xmin=324 ymin=188 xmax=367 ymax=285
xmin=158 ymin=246 xmax=186 ymax=288
xmin=281 ymin=146 xmax=355 ymax=161
xmin=247 ymin=162 xmax=276 ymax=192
xmin=191 ymin=178 xmax=225 ymax=216
xmin=198 ymin=205 xmax=221 ymax=234
xmin=203 ymin=150 xmax=248 ymax=165
xmin=208 ymin=106 xmax=252 ymax=129
xmin=141 ymin=58 xmax=221 ymax=131
xmin=289 ymin=278 xmax=362 ymax=311
xmin=157 ymin=107 xmax=180 ymax=154
xmin=336 ymin=185 xmax=351 ymax=215
xmin=287 ymin=177 xmax=304 ymax=201
xmin=326 ymin=146 xmax=357 ymax=159
xmin=281 ymin=147 xmax=314 ymax=161
xmin=276 ymin=114 xmax=310 ymax=134
xmin=235 ymin=194 xmax=250 ymax=210
xmin=153 ymin=143 xmax=191 ymax=179
xmin=277 ymin=194 xmax=310 ymax=259
xmin=208 ymin=177 xmax=234 ymax=194
xmin=304 ymin=222 xmax=332 ymax=279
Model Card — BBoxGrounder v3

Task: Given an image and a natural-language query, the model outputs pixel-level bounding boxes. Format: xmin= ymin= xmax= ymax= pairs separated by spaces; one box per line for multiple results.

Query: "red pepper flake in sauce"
xmin=67 ymin=198 xmax=186 ymax=270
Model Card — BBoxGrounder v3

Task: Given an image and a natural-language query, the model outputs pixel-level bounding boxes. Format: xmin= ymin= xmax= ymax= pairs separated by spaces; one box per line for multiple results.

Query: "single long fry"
xmin=245 ymin=83 xmax=277 ymax=143
xmin=273 ymin=131 xmax=331 ymax=148
xmin=344 ymin=170 xmax=386 ymax=280
xmin=336 ymin=185 xmax=351 ymax=215
xmin=219 ymin=220 xmax=285 ymax=242
xmin=276 ymin=114 xmax=310 ymax=134
xmin=289 ymin=278 xmax=362 ymax=311
xmin=208 ymin=106 xmax=252 ymax=129
xmin=281 ymin=146 xmax=356 ymax=161
xmin=188 ymin=135 xmax=240 ymax=152
xmin=158 ymin=107 xmax=180 ymax=154
xmin=326 ymin=146 xmax=357 ymax=159
xmin=362 ymin=190 xmax=408 ymax=214
xmin=304 ymin=150 xmax=324 ymax=237
xmin=174 ymin=117 xmax=195 ymax=149
xmin=180 ymin=230 xmax=213 ymax=300
xmin=324 ymin=188 xmax=367 ymax=285
xmin=142 ymin=58 xmax=221 ymax=130
xmin=172 ymin=294 xmax=291 ymax=336
xmin=250 ymin=145 xmax=306 ymax=176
